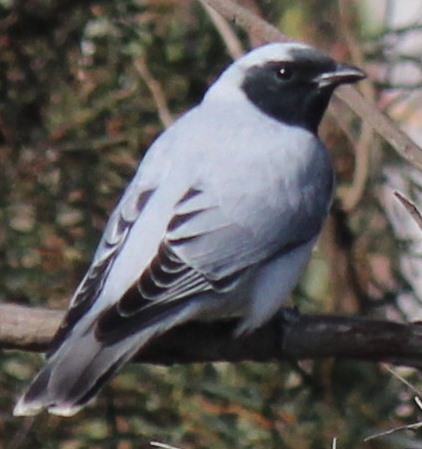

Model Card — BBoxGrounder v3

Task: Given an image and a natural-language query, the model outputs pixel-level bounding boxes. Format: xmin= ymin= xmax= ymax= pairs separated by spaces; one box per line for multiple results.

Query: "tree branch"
xmin=1 ymin=303 xmax=422 ymax=369
xmin=200 ymin=0 xmax=244 ymax=59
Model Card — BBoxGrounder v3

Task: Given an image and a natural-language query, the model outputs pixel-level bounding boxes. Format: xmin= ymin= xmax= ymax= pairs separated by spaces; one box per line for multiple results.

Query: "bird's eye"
xmin=276 ymin=65 xmax=293 ymax=81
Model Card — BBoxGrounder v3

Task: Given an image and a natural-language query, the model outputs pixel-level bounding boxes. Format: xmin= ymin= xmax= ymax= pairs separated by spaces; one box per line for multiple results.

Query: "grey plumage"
xmin=14 ymin=42 xmax=365 ymax=417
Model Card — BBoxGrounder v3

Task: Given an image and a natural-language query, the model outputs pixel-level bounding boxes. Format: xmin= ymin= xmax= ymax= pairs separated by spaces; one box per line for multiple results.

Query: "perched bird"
xmin=14 ymin=42 xmax=365 ymax=417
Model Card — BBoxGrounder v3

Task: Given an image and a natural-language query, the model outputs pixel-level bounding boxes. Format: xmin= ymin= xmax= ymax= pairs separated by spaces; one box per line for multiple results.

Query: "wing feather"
xmin=94 ymin=189 xmax=254 ymax=341
xmin=47 ymin=188 xmax=156 ymax=356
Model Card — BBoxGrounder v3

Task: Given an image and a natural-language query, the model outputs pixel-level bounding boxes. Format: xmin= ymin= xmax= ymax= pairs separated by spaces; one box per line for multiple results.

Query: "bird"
xmin=14 ymin=42 xmax=365 ymax=417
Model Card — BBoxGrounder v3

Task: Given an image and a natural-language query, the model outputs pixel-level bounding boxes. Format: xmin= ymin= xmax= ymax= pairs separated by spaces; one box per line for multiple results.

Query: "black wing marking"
xmin=95 ymin=241 xmax=212 ymax=342
xmin=96 ymin=230 xmax=310 ymax=344
xmin=94 ymin=186 xmax=259 ymax=342
xmin=48 ymin=188 xmax=155 ymax=356
xmin=95 ymin=233 xmax=249 ymax=343
xmin=121 ymin=242 xmax=210 ymax=313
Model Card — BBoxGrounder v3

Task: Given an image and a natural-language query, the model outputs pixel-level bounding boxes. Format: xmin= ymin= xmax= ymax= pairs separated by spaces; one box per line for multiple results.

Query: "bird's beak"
xmin=315 ymin=63 xmax=366 ymax=89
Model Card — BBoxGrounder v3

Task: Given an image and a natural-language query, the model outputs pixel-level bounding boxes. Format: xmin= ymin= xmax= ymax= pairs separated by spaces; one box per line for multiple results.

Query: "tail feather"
xmin=13 ymin=299 xmax=201 ymax=416
xmin=14 ymin=366 xmax=53 ymax=416
xmin=13 ymin=332 xmax=143 ymax=417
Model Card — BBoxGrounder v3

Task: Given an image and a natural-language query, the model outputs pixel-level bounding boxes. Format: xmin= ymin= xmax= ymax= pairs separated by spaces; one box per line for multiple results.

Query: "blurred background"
xmin=1 ymin=0 xmax=422 ymax=448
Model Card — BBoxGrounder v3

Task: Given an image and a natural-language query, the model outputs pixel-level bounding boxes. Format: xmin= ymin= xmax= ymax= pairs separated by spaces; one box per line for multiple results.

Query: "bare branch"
xmin=200 ymin=0 xmax=244 ymax=59
xmin=134 ymin=57 xmax=173 ymax=128
xmin=337 ymin=0 xmax=375 ymax=212
xmin=200 ymin=0 xmax=291 ymax=44
xmin=335 ymin=86 xmax=422 ymax=169
xmin=394 ymin=190 xmax=422 ymax=232
xmin=1 ymin=303 xmax=422 ymax=369
xmin=0 ymin=305 xmax=62 ymax=351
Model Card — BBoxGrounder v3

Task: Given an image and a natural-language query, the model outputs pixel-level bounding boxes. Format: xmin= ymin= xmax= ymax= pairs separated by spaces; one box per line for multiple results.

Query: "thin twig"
xmin=200 ymin=0 xmax=244 ymax=59
xmin=335 ymin=85 xmax=422 ymax=169
xmin=199 ymin=0 xmax=291 ymax=43
xmin=150 ymin=442 xmax=182 ymax=449
xmin=338 ymin=0 xmax=375 ymax=211
xmin=363 ymin=395 xmax=422 ymax=442
xmin=364 ymin=420 xmax=422 ymax=442
xmin=383 ymin=364 xmax=422 ymax=397
xmin=364 ymin=364 xmax=422 ymax=442
xmin=394 ymin=190 xmax=422 ymax=232
xmin=341 ymin=115 xmax=374 ymax=212
xmin=134 ymin=57 xmax=173 ymax=128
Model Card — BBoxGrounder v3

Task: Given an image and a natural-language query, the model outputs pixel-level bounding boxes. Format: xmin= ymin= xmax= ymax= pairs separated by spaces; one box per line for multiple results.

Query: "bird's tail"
xmin=13 ymin=327 xmax=149 ymax=417
xmin=13 ymin=299 xmax=199 ymax=417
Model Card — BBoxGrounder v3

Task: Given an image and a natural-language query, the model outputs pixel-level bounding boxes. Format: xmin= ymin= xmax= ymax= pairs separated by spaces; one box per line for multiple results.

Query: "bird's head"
xmin=208 ymin=42 xmax=365 ymax=134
